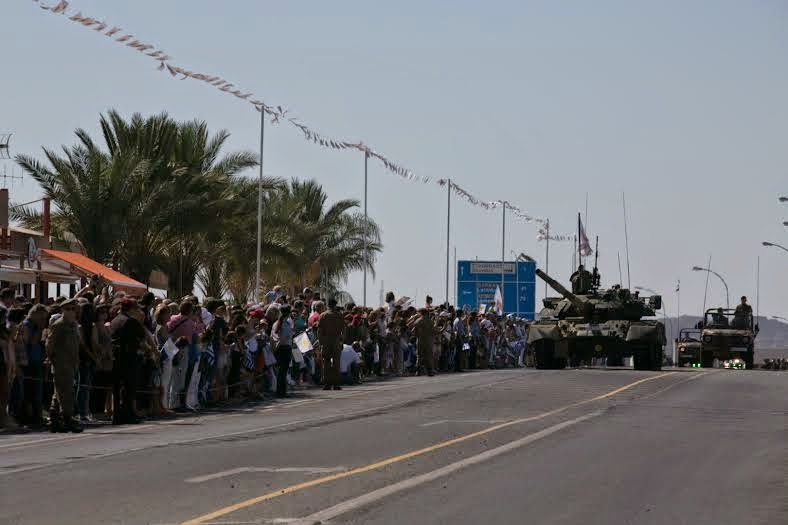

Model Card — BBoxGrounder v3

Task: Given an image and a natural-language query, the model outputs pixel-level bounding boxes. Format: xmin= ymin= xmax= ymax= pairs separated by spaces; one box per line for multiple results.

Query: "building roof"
xmin=39 ymin=249 xmax=146 ymax=291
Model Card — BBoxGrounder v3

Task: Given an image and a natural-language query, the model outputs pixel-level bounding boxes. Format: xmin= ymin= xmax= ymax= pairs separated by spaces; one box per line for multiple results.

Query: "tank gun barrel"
xmin=535 ymin=268 xmax=586 ymax=312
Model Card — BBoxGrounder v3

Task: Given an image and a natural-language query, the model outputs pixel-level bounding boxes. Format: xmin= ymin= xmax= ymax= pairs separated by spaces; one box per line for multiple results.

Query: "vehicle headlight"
xmin=703 ymin=335 xmax=712 ymax=343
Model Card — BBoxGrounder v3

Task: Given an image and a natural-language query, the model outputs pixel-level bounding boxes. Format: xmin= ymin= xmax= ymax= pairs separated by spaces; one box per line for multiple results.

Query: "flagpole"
xmin=544 ymin=219 xmax=550 ymax=298
xmin=622 ymin=193 xmax=632 ymax=289
xmin=501 ymin=201 xmax=506 ymax=314
xmin=445 ymin=179 xmax=451 ymax=306
xmin=254 ymin=109 xmax=264 ymax=303
xmin=453 ymin=246 xmax=457 ymax=307
xmin=675 ymin=278 xmax=680 ymax=365
xmin=577 ymin=212 xmax=581 ymax=266
xmin=363 ymin=151 xmax=368 ymax=307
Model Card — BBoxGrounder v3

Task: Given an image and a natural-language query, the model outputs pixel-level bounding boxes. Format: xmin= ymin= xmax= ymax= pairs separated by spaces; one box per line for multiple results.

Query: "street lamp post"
xmin=692 ymin=266 xmax=730 ymax=310
xmin=762 ymin=241 xmax=788 ymax=254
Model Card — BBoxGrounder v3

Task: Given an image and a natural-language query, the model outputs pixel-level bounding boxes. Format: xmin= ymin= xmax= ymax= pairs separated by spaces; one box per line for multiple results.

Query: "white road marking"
xmin=204 ymin=518 xmax=298 ymax=525
xmin=292 ymin=410 xmax=604 ymax=525
xmin=419 ymin=419 xmax=506 ymax=427
xmin=186 ymin=467 xmax=346 ymax=483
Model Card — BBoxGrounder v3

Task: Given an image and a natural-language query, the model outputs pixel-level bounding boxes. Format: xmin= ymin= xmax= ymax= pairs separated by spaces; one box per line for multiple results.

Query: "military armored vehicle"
xmin=527 ymin=265 xmax=666 ymax=370
xmin=699 ymin=308 xmax=756 ymax=369
xmin=676 ymin=328 xmax=702 ymax=367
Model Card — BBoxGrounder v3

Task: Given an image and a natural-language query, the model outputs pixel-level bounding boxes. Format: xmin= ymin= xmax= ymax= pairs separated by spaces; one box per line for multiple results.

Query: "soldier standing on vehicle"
xmin=318 ymin=298 xmax=345 ymax=391
xmin=735 ymin=296 xmax=752 ymax=316
xmin=733 ymin=296 xmax=753 ymax=328
xmin=570 ymin=264 xmax=593 ymax=294
xmin=46 ymin=299 xmax=82 ymax=433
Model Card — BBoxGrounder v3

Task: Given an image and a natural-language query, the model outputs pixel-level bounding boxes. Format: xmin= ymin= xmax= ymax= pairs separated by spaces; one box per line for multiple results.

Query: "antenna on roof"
xmin=0 ymin=133 xmax=11 ymax=160
xmin=0 ymin=166 xmax=22 ymax=188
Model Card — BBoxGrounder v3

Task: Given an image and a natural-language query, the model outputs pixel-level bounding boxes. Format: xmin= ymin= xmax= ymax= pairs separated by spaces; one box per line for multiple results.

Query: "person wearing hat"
xmin=110 ymin=299 xmax=147 ymax=424
xmin=412 ymin=308 xmax=435 ymax=376
xmin=46 ymin=299 xmax=83 ymax=433
xmin=318 ymin=298 xmax=345 ymax=390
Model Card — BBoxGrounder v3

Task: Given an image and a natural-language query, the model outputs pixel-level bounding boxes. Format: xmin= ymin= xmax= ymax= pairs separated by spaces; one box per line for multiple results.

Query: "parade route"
xmin=2 ymin=368 xmax=785 ymax=524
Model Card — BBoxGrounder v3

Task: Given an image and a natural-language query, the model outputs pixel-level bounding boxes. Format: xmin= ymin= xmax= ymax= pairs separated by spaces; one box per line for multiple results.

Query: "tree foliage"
xmin=13 ymin=111 xmax=382 ymax=303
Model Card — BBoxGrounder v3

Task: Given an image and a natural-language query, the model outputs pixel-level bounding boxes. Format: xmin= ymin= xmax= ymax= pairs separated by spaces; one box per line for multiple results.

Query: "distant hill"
xmin=657 ymin=315 xmax=788 ymax=357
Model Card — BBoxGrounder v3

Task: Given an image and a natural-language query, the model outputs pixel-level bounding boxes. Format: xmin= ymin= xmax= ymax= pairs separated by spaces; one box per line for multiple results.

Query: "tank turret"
xmin=535 ymin=268 xmax=586 ymax=313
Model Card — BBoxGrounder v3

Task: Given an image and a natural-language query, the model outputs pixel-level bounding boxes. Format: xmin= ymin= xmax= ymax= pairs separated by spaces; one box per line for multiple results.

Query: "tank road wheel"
xmin=633 ymin=346 xmax=652 ymax=371
xmin=650 ymin=345 xmax=663 ymax=371
xmin=632 ymin=350 xmax=647 ymax=370
xmin=700 ymin=351 xmax=714 ymax=368
xmin=533 ymin=341 xmax=555 ymax=370
xmin=606 ymin=351 xmax=624 ymax=367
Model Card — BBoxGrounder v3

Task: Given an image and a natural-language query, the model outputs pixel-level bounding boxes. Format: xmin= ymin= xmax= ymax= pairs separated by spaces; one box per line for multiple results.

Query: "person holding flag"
xmin=494 ymin=285 xmax=504 ymax=317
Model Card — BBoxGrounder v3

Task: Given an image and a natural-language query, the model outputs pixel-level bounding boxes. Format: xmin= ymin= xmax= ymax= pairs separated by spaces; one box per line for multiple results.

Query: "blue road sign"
xmin=456 ymin=260 xmax=536 ymax=319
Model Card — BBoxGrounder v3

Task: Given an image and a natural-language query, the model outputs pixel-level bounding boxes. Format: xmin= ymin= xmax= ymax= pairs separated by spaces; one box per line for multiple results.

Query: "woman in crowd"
xmin=0 ymin=309 xmax=14 ymax=431
xmin=22 ymin=304 xmax=48 ymax=428
xmin=91 ymin=304 xmax=114 ymax=416
xmin=77 ymin=303 xmax=98 ymax=423
xmin=271 ymin=304 xmax=293 ymax=398
xmin=154 ymin=304 xmax=173 ymax=411
xmin=6 ymin=308 xmax=27 ymax=430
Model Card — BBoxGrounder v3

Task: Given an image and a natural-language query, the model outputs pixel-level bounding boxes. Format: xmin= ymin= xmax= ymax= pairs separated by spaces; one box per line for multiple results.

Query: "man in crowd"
xmin=339 ymin=342 xmax=362 ymax=385
xmin=46 ymin=299 xmax=82 ymax=433
xmin=111 ymin=299 xmax=147 ymax=425
xmin=452 ymin=310 xmax=467 ymax=373
xmin=318 ymin=298 xmax=344 ymax=390
xmin=412 ymin=308 xmax=435 ymax=376
xmin=0 ymin=287 xmax=16 ymax=310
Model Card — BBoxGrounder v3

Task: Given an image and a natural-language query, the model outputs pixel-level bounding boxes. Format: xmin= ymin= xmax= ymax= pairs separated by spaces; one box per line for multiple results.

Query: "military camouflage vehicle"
xmin=676 ymin=328 xmax=702 ymax=367
xmin=699 ymin=308 xmax=756 ymax=369
xmin=527 ymin=266 xmax=665 ymax=370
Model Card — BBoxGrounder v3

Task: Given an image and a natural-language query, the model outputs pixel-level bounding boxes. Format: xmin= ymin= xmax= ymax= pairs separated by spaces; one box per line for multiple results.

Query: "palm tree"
xmin=15 ymin=110 xmax=261 ymax=290
xmin=13 ymin=138 xmax=149 ymax=263
xmin=97 ymin=112 xmax=260 ymax=287
xmin=270 ymin=179 xmax=382 ymax=296
xmin=14 ymin=111 xmax=381 ymax=303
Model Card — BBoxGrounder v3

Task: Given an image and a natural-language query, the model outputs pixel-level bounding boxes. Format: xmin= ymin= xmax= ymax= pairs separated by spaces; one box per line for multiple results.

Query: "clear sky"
xmin=2 ymin=0 xmax=787 ymax=318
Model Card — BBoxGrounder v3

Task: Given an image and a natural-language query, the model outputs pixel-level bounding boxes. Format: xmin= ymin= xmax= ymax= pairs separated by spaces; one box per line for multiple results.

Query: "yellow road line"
xmin=180 ymin=372 xmax=677 ymax=525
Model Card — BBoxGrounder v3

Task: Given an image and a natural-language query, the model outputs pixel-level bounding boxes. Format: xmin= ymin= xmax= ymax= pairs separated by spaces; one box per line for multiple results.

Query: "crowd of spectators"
xmin=0 ymin=283 xmax=530 ymax=434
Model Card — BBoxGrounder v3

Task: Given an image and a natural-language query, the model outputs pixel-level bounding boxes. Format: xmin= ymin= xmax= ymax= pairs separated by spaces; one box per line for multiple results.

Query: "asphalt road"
xmin=1 ymin=368 xmax=785 ymax=525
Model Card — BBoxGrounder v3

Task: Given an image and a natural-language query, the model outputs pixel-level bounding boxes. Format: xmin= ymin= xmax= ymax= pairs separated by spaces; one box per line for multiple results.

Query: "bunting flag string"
xmin=31 ymin=0 xmax=429 ymax=183
xmin=536 ymin=228 xmax=574 ymax=242
xmin=30 ymin=0 xmax=552 ymax=220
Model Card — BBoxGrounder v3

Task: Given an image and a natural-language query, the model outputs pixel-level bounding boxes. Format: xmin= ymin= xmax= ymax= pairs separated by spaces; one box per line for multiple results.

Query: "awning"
xmin=39 ymin=249 xmax=146 ymax=292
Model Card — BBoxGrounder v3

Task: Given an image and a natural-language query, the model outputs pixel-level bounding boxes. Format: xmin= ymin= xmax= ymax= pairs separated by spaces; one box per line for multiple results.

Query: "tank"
xmin=526 ymin=265 xmax=666 ymax=370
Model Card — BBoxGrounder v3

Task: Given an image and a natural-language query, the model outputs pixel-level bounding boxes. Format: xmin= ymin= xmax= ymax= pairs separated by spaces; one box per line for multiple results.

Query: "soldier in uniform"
xmin=735 ymin=296 xmax=752 ymax=316
xmin=318 ymin=298 xmax=345 ymax=390
xmin=46 ymin=299 xmax=83 ymax=433
xmin=570 ymin=264 xmax=593 ymax=294
xmin=733 ymin=296 xmax=753 ymax=328
xmin=711 ymin=307 xmax=729 ymax=327
xmin=412 ymin=308 xmax=435 ymax=376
